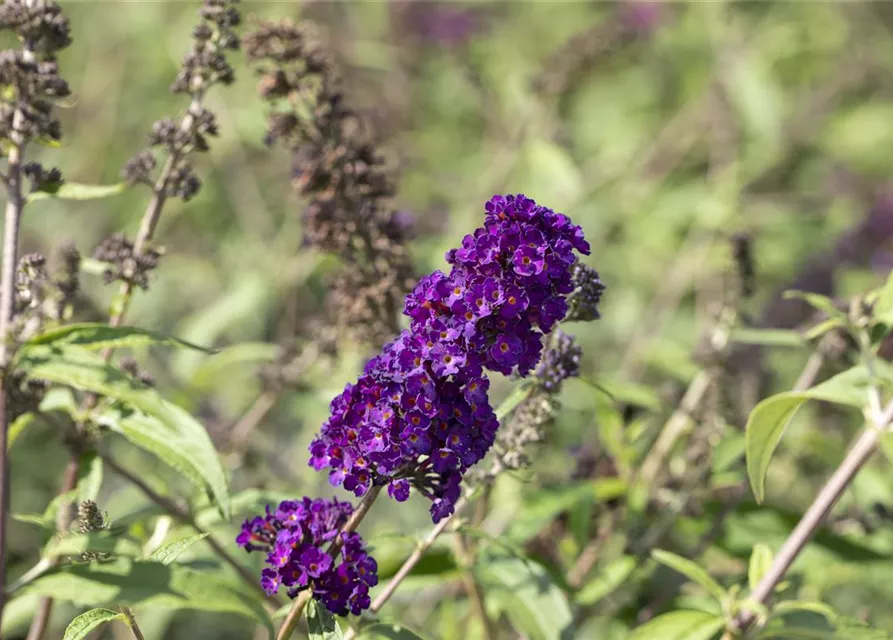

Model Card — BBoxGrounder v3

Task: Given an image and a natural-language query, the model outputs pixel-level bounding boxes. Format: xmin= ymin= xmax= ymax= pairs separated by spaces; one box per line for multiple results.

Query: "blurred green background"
xmin=8 ymin=1 xmax=893 ymax=638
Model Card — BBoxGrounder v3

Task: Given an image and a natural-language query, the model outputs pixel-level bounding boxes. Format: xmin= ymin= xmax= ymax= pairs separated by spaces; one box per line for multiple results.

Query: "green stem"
xmin=276 ymin=486 xmax=382 ymax=640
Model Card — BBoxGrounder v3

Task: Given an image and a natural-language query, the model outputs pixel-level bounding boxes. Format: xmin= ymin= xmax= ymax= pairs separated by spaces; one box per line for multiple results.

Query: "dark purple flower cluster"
xmin=236 ymin=497 xmax=377 ymax=616
xmin=309 ymin=194 xmax=590 ymax=522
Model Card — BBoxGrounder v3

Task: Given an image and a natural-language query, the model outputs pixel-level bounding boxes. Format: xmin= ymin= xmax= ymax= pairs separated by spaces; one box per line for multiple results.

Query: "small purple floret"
xmin=236 ymin=497 xmax=378 ymax=616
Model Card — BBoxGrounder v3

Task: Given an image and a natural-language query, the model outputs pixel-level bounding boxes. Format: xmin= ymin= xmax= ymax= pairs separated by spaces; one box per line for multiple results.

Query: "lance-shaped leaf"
xmin=652 ymin=550 xmax=726 ymax=603
xmin=20 ymin=557 xmax=271 ymax=632
xmin=745 ymin=365 xmax=871 ymax=503
xmin=474 ymin=550 xmax=572 ymax=640
xmin=15 ymin=345 xmax=229 ymax=519
xmin=148 ymin=533 xmax=209 ymax=565
xmin=628 ymin=610 xmax=725 ymax=640
xmin=63 ymin=608 xmax=125 ymax=640
xmin=27 ymin=323 xmax=215 ymax=353
xmin=26 ymin=181 xmax=127 ymax=204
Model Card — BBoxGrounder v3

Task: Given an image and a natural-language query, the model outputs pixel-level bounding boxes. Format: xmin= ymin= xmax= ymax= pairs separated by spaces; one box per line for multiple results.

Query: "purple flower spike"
xmin=308 ymin=194 xmax=591 ymax=521
xmin=236 ymin=497 xmax=377 ymax=617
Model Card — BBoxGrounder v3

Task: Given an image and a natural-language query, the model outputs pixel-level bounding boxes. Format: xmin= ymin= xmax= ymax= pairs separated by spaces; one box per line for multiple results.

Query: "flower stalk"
xmin=275 ymin=486 xmax=382 ymax=640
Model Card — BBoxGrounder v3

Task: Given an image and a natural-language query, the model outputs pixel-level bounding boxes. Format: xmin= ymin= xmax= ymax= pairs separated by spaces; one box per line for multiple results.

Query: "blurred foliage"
xmin=8 ymin=1 xmax=893 ymax=639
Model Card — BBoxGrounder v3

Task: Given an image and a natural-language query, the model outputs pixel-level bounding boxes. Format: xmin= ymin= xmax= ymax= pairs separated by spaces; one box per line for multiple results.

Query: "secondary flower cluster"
xmin=309 ymin=194 xmax=591 ymax=522
xmin=236 ymin=497 xmax=377 ymax=616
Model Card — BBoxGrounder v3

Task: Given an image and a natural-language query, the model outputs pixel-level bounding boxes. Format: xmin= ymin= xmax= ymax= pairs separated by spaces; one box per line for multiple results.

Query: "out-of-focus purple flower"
xmin=309 ymin=194 xmax=591 ymax=522
xmin=395 ymin=2 xmax=482 ymax=47
xmin=618 ymin=1 xmax=665 ymax=34
xmin=236 ymin=497 xmax=377 ymax=616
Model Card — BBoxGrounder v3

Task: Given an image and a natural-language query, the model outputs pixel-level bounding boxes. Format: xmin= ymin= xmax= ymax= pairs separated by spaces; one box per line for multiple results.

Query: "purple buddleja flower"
xmin=310 ymin=194 xmax=591 ymax=522
xmin=236 ymin=497 xmax=378 ymax=616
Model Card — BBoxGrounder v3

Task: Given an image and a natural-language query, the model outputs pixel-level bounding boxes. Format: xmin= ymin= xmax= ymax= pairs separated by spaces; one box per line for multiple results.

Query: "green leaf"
xmin=62 ymin=608 xmax=125 ymax=640
xmin=651 ymin=550 xmax=726 ymax=603
xmin=729 ymin=328 xmax=804 ymax=348
xmin=783 ymin=291 xmax=845 ymax=320
xmin=758 ymin=628 xmax=835 ymax=640
xmin=507 ymin=483 xmax=596 ymax=544
xmin=307 ymin=599 xmax=343 ymax=640
xmin=575 ymin=555 xmax=637 ymax=606
xmin=189 ymin=342 xmax=278 ymax=391
xmin=357 ymin=624 xmax=429 ymax=640
xmin=495 ymin=384 xmax=532 ymax=421
xmin=94 ymin=405 xmax=229 ymax=520
xmin=147 ymin=533 xmax=209 ymax=565
xmin=14 ymin=489 xmax=79 ymax=530
xmin=772 ymin=600 xmax=837 ymax=622
xmin=21 ymin=557 xmax=271 ymax=632
xmin=578 ymin=376 xmax=661 ymax=411
xmin=43 ymin=533 xmax=141 ymax=560
xmin=804 ymin=318 xmax=846 ymax=342
xmin=8 ymin=412 xmax=34 ymax=450
xmin=833 ymin=617 xmax=892 ymax=639
xmin=77 ymin=452 xmax=103 ymax=503
xmin=474 ymin=550 xmax=572 ymax=640
xmin=26 ymin=181 xmax=127 ymax=204
xmin=748 ymin=544 xmax=773 ymax=592
xmin=628 ymin=610 xmax=725 ymax=640
xmin=745 ymin=366 xmax=870 ymax=503
xmin=16 ymin=345 xmax=229 ymax=519
xmin=27 ymin=323 xmax=215 ymax=353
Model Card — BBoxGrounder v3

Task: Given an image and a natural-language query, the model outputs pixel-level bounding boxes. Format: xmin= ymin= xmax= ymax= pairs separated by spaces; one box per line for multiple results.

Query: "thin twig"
xmin=637 ymin=350 xmax=827 ymax=622
xmin=0 ymin=131 xmax=25 ymax=627
xmin=276 ymin=486 xmax=383 ymax=640
xmin=454 ymin=532 xmax=494 ymax=639
xmin=120 ymin=606 xmax=146 ymax=640
xmin=735 ymin=420 xmax=885 ymax=631
xmin=106 ymin=93 xmax=204 ymax=334
xmin=98 ymin=450 xmax=280 ymax=610
xmin=343 ymin=495 xmax=468 ymax=640
xmin=26 ymin=456 xmax=79 ymax=640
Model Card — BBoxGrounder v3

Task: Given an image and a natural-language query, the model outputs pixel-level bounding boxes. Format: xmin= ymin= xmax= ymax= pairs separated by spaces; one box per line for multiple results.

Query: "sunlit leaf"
xmin=26 ymin=181 xmax=127 ymax=204
xmin=77 ymin=452 xmax=103 ymax=503
xmin=628 ymin=610 xmax=725 ymax=640
xmin=15 ymin=345 xmax=229 ymax=519
xmin=729 ymin=328 xmax=804 ymax=348
xmin=748 ymin=544 xmax=773 ymax=592
xmin=783 ymin=291 xmax=845 ymax=320
xmin=307 ymin=599 xmax=343 ymax=640
xmin=772 ymin=600 xmax=837 ymax=622
xmin=62 ymin=608 xmax=124 ymax=640
xmin=745 ymin=366 xmax=870 ymax=503
xmin=148 ymin=533 xmax=210 ymax=565
xmin=475 ymin=550 xmax=572 ymax=640
xmin=21 ymin=558 xmax=271 ymax=632
xmin=575 ymin=555 xmax=637 ymax=606
xmin=8 ymin=412 xmax=34 ymax=450
xmin=27 ymin=323 xmax=215 ymax=353
xmin=651 ymin=550 xmax=726 ymax=603
xmin=43 ymin=533 xmax=141 ymax=560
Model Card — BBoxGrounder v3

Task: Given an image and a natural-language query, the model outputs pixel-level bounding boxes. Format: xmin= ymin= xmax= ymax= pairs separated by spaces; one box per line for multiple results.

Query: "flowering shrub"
xmin=237 ymin=498 xmax=377 ymax=615
xmin=308 ymin=194 xmax=591 ymax=522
